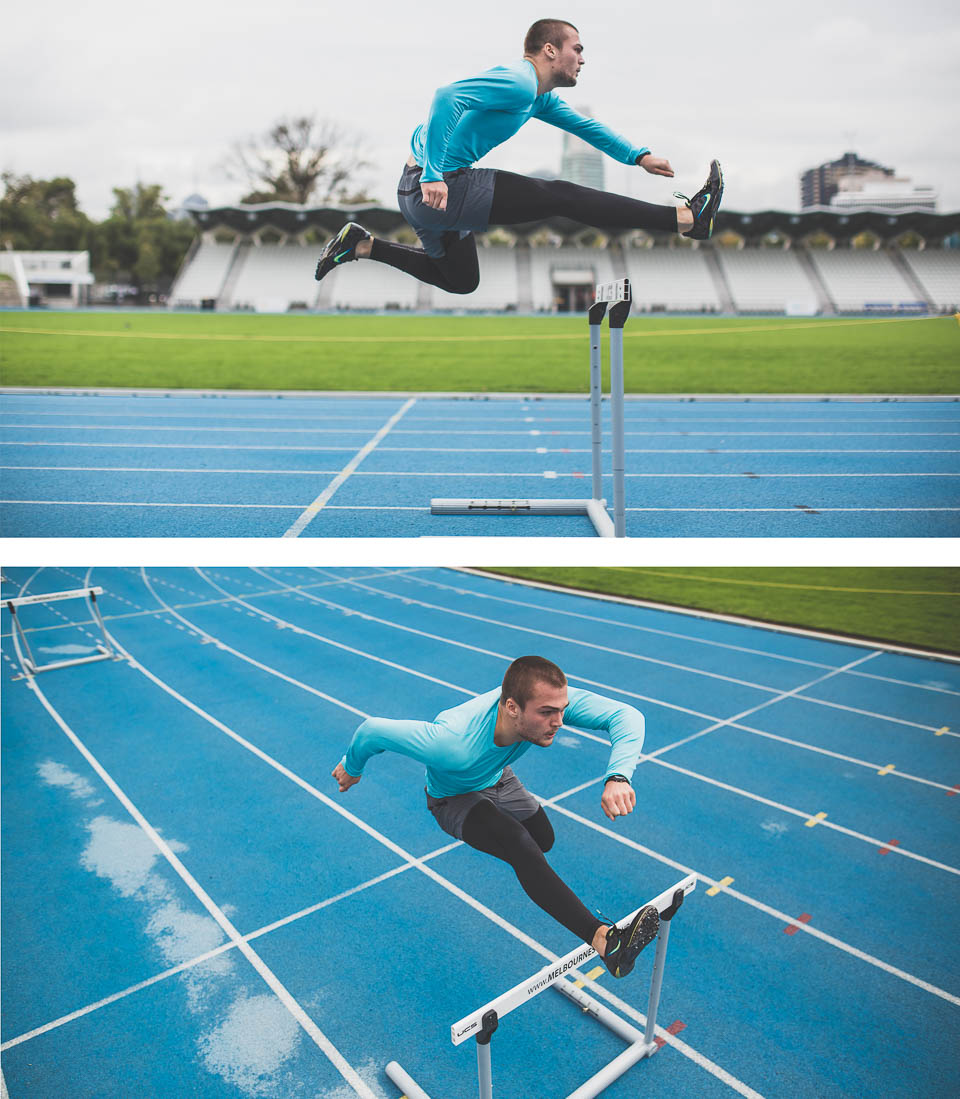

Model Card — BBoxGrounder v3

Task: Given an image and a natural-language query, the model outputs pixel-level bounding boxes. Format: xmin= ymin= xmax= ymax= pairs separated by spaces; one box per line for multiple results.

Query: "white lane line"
xmin=17 ymin=674 xmax=378 ymax=1099
xmin=5 ymin=423 xmax=959 ymax=436
xmin=145 ymin=570 xmax=957 ymax=889
xmin=330 ymin=573 xmax=875 ymax=703
xmin=283 ymin=398 xmax=416 ymax=538
xmin=101 ymin=596 xmax=960 ymax=1025
xmin=92 ymin=621 xmax=767 ymax=1098
xmin=628 ymin=507 xmax=960 ymax=513
xmin=5 ymin=441 xmax=959 ymax=455
xmin=4 ymin=409 xmax=957 ymax=424
xmin=647 ymin=757 xmax=960 ymax=876
xmin=4 ymin=500 xmax=959 ymax=517
xmin=0 ymin=423 xmax=381 ymax=434
xmin=729 ymin=721 xmax=957 ymax=790
xmin=1 ymin=841 xmax=461 ymax=1054
xmin=791 ymin=693 xmax=954 ymax=734
xmin=539 ymin=794 xmax=960 ymax=1009
xmin=0 ymin=442 xmax=372 ymax=451
xmin=3 ymin=465 xmax=959 ymax=479
xmin=1 ymin=499 xmax=304 ymax=509
xmin=407 ymin=570 xmax=960 ymax=691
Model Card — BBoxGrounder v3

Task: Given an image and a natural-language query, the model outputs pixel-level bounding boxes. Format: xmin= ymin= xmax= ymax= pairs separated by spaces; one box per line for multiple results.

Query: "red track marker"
xmin=879 ymin=839 xmax=900 ymax=855
xmin=948 ymin=785 xmax=959 ymax=797
xmin=653 ymin=1020 xmax=687 ymax=1049
xmin=784 ymin=913 xmax=812 ymax=935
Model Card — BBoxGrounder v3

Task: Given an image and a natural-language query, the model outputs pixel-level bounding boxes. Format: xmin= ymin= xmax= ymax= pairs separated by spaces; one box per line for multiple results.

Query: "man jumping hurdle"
xmin=332 ymin=655 xmax=659 ymax=977
xmin=315 ymin=18 xmax=723 ymax=297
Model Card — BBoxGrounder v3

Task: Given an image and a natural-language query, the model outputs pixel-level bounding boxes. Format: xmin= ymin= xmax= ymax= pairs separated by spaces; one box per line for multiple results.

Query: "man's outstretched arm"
xmin=534 ymin=96 xmax=674 ymax=177
xmin=332 ymin=716 xmax=445 ymax=792
xmin=561 ymin=687 xmax=645 ymax=821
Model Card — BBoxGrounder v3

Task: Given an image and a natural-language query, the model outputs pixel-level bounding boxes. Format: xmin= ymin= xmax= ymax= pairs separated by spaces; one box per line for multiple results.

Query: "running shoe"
xmin=314 ymin=222 xmax=371 ymax=281
xmin=601 ymin=904 xmax=660 ymax=978
xmin=676 ymin=159 xmax=724 ymax=240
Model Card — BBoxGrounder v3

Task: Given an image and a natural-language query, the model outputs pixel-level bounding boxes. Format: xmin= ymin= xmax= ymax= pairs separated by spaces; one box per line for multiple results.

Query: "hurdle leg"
xmin=642 ymin=916 xmax=673 ymax=1046
xmin=587 ymin=305 xmax=607 ymax=506
xmin=476 ymin=1039 xmax=493 ymax=1099
xmin=608 ymin=325 xmax=626 ymax=537
xmin=644 ymin=885 xmax=686 ymax=1047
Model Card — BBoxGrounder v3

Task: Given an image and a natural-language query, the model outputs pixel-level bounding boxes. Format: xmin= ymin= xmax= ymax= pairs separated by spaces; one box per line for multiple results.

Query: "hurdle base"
xmin=385 ymin=1059 xmax=433 ymax=1099
xmin=553 ymin=978 xmax=658 ymax=1099
xmin=430 ymin=498 xmax=616 ymax=538
xmin=386 ymin=985 xmax=657 ymax=1099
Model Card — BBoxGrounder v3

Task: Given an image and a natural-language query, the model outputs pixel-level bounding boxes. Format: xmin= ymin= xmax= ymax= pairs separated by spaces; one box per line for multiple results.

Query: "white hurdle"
xmin=386 ymin=872 xmax=696 ymax=1099
xmin=431 ymin=278 xmax=632 ymax=537
xmin=5 ymin=587 xmax=117 ymax=675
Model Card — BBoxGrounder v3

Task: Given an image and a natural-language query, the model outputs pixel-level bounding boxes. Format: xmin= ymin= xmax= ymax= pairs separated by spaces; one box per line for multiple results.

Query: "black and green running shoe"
xmin=676 ymin=159 xmax=724 ymax=240
xmin=314 ymin=222 xmax=371 ymax=281
xmin=602 ymin=904 xmax=660 ymax=978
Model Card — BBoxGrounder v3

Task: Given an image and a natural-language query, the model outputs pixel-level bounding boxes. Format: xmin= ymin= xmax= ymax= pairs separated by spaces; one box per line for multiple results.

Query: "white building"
xmin=0 ymin=251 xmax=94 ymax=307
xmin=560 ymin=106 xmax=605 ymax=191
xmin=830 ymin=174 xmax=938 ymax=212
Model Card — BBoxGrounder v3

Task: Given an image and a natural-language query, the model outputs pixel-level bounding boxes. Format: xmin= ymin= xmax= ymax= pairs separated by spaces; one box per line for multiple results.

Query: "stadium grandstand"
xmin=170 ymin=202 xmax=960 ymax=316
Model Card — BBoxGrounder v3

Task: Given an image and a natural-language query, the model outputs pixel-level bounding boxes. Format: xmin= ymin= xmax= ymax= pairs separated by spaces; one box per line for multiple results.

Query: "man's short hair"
xmin=501 ymin=655 xmax=567 ymax=709
xmin=524 ymin=18 xmax=578 ymax=55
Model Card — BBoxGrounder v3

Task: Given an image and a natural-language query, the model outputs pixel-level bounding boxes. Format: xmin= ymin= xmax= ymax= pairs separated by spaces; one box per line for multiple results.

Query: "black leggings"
xmin=461 ymin=800 xmax=603 ymax=945
xmin=368 ymin=170 xmax=679 ymax=295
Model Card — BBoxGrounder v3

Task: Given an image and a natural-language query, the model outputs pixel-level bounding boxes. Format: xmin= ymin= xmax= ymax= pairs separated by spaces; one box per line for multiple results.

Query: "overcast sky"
xmin=3 ymin=0 xmax=958 ymax=220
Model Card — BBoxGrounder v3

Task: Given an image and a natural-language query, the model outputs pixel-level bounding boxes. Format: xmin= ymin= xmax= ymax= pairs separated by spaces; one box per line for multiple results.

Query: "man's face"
xmin=512 ymin=680 xmax=568 ymax=747
xmin=549 ymin=30 xmax=584 ymax=87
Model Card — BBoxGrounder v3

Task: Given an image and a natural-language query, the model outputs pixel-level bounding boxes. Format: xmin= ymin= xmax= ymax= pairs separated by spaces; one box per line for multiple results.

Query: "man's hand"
xmin=638 ymin=154 xmax=674 ymax=178
xmin=601 ymin=779 xmax=636 ymax=821
xmin=332 ymin=762 xmax=361 ymax=793
xmin=421 ymin=180 xmax=448 ymax=211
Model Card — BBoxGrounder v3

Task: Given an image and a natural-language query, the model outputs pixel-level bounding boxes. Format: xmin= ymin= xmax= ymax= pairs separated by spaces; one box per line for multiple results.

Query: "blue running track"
xmin=2 ymin=392 xmax=958 ymax=536
xmin=3 ymin=566 xmax=959 ymax=1097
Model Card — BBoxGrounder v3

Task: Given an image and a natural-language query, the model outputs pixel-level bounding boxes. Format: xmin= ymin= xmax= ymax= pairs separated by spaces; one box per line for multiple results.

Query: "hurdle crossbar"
xmin=385 ymin=872 xmax=695 ymax=1099
xmin=5 ymin=587 xmax=117 ymax=675
xmin=430 ymin=278 xmax=632 ymax=538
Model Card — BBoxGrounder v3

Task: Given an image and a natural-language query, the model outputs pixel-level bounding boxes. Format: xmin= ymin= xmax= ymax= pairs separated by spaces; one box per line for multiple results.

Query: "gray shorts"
xmin=397 ymin=161 xmax=497 ymax=258
xmin=426 ymin=765 xmax=541 ymax=841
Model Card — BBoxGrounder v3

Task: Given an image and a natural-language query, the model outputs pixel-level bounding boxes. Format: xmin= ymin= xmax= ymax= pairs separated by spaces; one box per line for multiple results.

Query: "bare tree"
xmin=224 ymin=116 xmax=376 ymax=205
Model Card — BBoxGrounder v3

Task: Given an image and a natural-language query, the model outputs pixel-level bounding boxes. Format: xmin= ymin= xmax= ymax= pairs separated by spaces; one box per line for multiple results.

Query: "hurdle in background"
xmin=5 ymin=587 xmax=117 ymax=675
xmin=386 ymin=872 xmax=696 ymax=1099
xmin=431 ymin=278 xmax=633 ymax=537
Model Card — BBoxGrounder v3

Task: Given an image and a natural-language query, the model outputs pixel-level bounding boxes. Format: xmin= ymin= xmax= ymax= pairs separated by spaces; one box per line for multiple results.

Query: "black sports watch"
xmin=605 ymin=774 xmax=630 ymax=785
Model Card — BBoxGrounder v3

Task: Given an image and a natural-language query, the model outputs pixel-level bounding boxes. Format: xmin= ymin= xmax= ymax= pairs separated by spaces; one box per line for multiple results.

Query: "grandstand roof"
xmin=184 ymin=199 xmax=960 ymax=244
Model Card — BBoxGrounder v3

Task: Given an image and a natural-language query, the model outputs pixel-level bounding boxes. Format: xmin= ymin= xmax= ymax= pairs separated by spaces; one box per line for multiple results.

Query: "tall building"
xmin=800 ymin=152 xmax=893 ymax=208
xmin=560 ymin=106 xmax=605 ymax=191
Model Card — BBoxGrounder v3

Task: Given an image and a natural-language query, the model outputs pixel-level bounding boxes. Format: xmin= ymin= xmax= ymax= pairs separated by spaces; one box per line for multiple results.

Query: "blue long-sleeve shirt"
xmin=341 ymin=686 xmax=645 ymax=798
xmin=411 ymin=59 xmax=649 ymax=183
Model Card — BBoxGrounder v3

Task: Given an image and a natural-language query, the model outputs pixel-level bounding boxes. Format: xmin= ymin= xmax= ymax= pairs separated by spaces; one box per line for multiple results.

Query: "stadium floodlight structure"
xmin=431 ymin=278 xmax=632 ymax=537
xmin=386 ymin=873 xmax=696 ymax=1099
xmin=5 ymin=587 xmax=117 ymax=675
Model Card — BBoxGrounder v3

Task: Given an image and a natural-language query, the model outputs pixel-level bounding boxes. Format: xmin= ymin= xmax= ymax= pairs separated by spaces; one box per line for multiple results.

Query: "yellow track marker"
xmin=805 ymin=812 xmax=828 ymax=827
xmin=877 ymin=764 xmax=896 ymax=776
xmin=706 ymin=876 xmax=735 ymax=896
xmin=572 ymin=965 xmax=606 ymax=990
xmin=935 ymin=726 xmax=950 ymax=736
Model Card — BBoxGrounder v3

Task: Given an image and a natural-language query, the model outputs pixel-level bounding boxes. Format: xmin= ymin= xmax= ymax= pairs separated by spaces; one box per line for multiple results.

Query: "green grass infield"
xmin=1 ymin=311 xmax=957 ymax=393
xmin=479 ymin=567 xmax=960 ymax=656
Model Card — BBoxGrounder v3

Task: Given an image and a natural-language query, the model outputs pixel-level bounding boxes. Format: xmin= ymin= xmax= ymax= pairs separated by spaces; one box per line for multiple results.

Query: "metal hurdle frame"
xmin=386 ymin=873 xmax=696 ymax=1099
xmin=5 ymin=587 xmax=117 ymax=675
xmin=431 ymin=278 xmax=632 ymax=538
